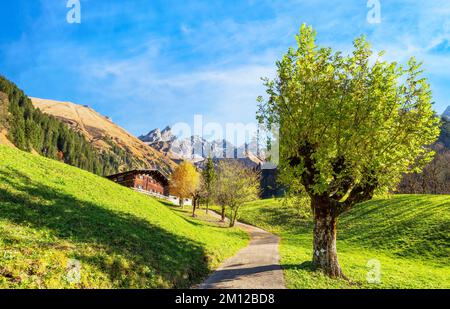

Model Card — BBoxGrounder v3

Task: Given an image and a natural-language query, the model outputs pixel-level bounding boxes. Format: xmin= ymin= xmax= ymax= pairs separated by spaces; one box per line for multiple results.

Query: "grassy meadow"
xmin=1 ymin=143 xmax=449 ymax=289
xmin=0 ymin=145 xmax=248 ymax=288
xmin=214 ymin=196 xmax=450 ymax=288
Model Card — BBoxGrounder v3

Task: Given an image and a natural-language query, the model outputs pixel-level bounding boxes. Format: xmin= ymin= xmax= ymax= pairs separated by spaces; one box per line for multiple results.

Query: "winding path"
xmin=199 ymin=212 xmax=286 ymax=289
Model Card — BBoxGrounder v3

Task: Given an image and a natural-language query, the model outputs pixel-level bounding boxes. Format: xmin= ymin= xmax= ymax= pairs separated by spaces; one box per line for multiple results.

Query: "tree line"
xmin=0 ymin=75 xmax=128 ymax=176
xmin=397 ymin=117 xmax=450 ymax=194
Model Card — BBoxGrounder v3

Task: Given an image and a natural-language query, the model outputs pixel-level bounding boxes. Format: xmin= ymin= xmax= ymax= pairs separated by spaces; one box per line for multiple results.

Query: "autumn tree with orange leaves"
xmin=169 ymin=161 xmax=200 ymax=208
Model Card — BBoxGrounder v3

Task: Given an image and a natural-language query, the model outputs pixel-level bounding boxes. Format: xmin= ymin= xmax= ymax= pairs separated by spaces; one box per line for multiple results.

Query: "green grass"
xmin=214 ymin=196 xmax=450 ymax=289
xmin=0 ymin=145 xmax=248 ymax=288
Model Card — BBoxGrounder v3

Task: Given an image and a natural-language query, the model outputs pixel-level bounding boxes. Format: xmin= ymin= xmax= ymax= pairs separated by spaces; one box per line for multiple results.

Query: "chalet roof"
xmin=106 ymin=169 xmax=169 ymax=185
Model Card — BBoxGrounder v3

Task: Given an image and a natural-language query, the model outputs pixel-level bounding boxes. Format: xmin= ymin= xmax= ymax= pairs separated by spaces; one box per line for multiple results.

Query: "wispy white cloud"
xmin=2 ymin=0 xmax=450 ymax=138
xmin=77 ymin=37 xmax=276 ymax=134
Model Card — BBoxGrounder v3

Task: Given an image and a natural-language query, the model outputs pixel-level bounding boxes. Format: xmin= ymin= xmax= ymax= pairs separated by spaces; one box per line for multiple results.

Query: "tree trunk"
xmin=220 ymin=206 xmax=226 ymax=222
xmin=229 ymin=205 xmax=240 ymax=227
xmin=229 ymin=209 xmax=238 ymax=227
xmin=192 ymin=200 xmax=196 ymax=217
xmin=311 ymin=199 xmax=344 ymax=278
xmin=229 ymin=210 xmax=235 ymax=227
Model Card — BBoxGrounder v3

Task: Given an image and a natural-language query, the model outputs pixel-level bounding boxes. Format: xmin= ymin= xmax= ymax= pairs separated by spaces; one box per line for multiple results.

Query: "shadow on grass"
xmin=159 ymin=203 xmax=207 ymax=227
xmin=156 ymin=199 xmax=177 ymax=208
xmin=0 ymin=168 xmax=210 ymax=288
xmin=248 ymin=196 xmax=449 ymax=262
xmin=240 ymin=205 xmax=313 ymax=234
xmin=159 ymin=201 xmax=229 ymax=229
xmin=201 ymin=264 xmax=283 ymax=288
xmin=278 ymin=261 xmax=318 ymax=273
xmin=339 ymin=196 xmax=450 ymax=260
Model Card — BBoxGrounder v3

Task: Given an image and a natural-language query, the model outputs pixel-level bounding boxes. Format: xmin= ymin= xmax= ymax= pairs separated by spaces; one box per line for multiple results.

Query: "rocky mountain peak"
xmin=139 ymin=129 xmax=159 ymax=143
xmin=444 ymin=106 xmax=450 ymax=118
xmin=140 ymin=126 xmax=177 ymax=144
xmin=139 ymin=127 xmax=265 ymax=168
xmin=160 ymin=126 xmax=176 ymax=142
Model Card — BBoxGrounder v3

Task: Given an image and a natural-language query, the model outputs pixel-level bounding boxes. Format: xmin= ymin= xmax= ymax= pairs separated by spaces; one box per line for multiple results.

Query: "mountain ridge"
xmin=139 ymin=127 xmax=264 ymax=168
xmin=444 ymin=105 xmax=450 ymax=118
xmin=31 ymin=98 xmax=177 ymax=174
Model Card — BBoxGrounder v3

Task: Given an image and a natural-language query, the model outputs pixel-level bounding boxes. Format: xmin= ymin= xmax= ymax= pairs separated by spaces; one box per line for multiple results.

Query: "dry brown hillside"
xmin=31 ymin=98 xmax=177 ymax=174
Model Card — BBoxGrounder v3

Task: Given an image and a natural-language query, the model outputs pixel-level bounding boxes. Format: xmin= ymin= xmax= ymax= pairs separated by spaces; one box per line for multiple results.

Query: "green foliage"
xmin=0 ymin=92 xmax=9 ymax=130
xmin=214 ymin=161 xmax=260 ymax=227
xmin=202 ymin=157 xmax=217 ymax=206
xmin=101 ymin=136 xmax=141 ymax=175
xmin=257 ymin=24 xmax=441 ymax=209
xmin=281 ymin=192 xmax=312 ymax=219
xmin=0 ymin=145 xmax=248 ymax=288
xmin=222 ymin=197 xmax=450 ymax=288
xmin=0 ymin=75 xmax=127 ymax=176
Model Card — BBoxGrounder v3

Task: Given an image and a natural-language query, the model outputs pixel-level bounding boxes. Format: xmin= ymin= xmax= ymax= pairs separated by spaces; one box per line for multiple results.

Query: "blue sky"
xmin=1 ymin=0 xmax=450 ymax=137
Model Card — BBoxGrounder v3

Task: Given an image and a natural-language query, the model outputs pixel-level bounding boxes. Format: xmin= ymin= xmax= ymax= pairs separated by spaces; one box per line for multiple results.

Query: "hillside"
xmin=0 ymin=145 xmax=248 ymax=288
xmin=31 ymin=98 xmax=177 ymax=175
xmin=1 ymin=76 xmax=119 ymax=175
xmin=439 ymin=116 xmax=450 ymax=149
xmin=0 ymin=92 xmax=14 ymax=148
xmin=217 ymin=196 xmax=450 ymax=288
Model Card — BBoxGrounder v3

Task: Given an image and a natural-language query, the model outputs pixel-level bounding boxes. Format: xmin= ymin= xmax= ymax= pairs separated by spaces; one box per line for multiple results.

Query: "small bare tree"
xmin=214 ymin=160 xmax=260 ymax=227
xmin=202 ymin=157 xmax=217 ymax=214
xmin=192 ymin=174 xmax=207 ymax=217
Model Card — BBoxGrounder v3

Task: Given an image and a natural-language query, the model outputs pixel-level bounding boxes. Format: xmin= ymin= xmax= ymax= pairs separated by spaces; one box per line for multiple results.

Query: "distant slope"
xmin=31 ymin=98 xmax=177 ymax=175
xmin=0 ymin=145 xmax=247 ymax=288
xmin=439 ymin=116 xmax=450 ymax=149
xmin=1 ymin=76 xmax=117 ymax=175
xmin=443 ymin=106 xmax=450 ymax=118
xmin=217 ymin=196 xmax=450 ymax=288
xmin=139 ymin=127 xmax=263 ymax=169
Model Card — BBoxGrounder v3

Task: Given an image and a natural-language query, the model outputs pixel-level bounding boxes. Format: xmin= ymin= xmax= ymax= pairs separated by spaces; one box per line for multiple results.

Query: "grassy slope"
xmin=222 ymin=196 xmax=450 ymax=288
xmin=31 ymin=98 xmax=177 ymax=173
xmin=0 ymin=145 xmax=248 ymax=288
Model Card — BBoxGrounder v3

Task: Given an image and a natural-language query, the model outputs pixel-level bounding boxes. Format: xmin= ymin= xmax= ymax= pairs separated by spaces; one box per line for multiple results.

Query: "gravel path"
xmin=199 ymin=212 xmax=286 ymax=289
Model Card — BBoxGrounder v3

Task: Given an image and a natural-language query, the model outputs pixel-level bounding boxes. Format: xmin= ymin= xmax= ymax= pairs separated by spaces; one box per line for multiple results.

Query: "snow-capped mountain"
xmin=138 ymin=127 xmax=264 ymax=168
xmin=139 ymin=126 xmax=176 ymax=144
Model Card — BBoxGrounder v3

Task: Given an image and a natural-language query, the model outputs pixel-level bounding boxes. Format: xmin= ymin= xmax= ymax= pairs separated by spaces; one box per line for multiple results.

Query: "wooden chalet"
xmin=106 ymin=169 xmax=169 ymax=197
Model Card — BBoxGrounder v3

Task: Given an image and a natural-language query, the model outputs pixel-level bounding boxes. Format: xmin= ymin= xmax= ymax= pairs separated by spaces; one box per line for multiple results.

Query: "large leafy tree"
xmin=257 ymin=25 xmax=440 ymax=278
